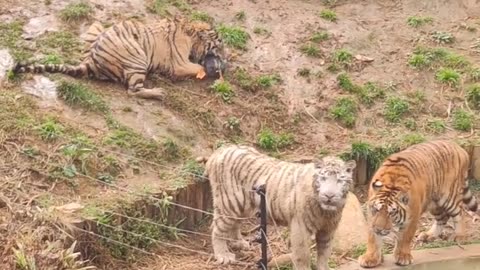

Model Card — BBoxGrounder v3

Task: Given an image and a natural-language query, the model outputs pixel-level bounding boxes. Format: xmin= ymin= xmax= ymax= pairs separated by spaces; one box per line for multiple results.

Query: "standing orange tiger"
xmin=358 ymin=140 xmax=478 ymax=268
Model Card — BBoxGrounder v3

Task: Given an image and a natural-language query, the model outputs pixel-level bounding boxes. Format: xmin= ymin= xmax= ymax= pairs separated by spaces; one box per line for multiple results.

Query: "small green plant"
xmin=297 ymin=68 xmax=311 ymax=77
xmin=443 ymin=54 xmax=469 ymax=69
xmin=0 ymin=21 xmax=32 ymax=61
xmin=180 ymin=159 xmax=205 ymax=182
xmin=330 ymin=97 xmax=357 ymax=127
xmin=384 ymin=97 xmax=410 ymax=123
xmin=257 ymin=128 xmax=294 ymax=150
xmin=431 ymin=31 xmax=455 ymax=44
xmin=426 ymin=119 xmax=446 ymax=133
xmin=407 ymin=47 xmax=451 ymax=69
xmin=337 ymin=73 xmax=358 ymax=93
xmin=40 ymin=53 xmax=63 ymax=65
xmin=209 ymin=80 xmax=234 ymax=102
xmin=452 ymin=109 xmax=474 ymax=131
xmin=310 ymin=31 xmax=329 ymax=42
xmin=12 ymin=243 xmax=36 ymax=270
xmin=36 ymin=118 xmax=64 ymax=141
xmin=256 ymin=74 xmax=281 ymax=88
xmin=319 ymin=9 xmax=337 ymax=22
xmin=148 ymin=0 xmax=191 ymax=16
xmin=300 ymin=43 xmax=321 ymax=57
xmin=359 ymin=82 xmax=385 ymax=105
xmin=190 ymin=11 xmax=213 ymax=23
xmin=253 ymin=26 xmax=270 ymax=36
xmin=466 ymin=84 xmax=480 ymax=109
xmin=406 ymin=16 xmax=433 ymax=28
xmin=59 ymin=1 xmax=93 ymax=22
xmin=235 ymin=11 xmax=246 ymax=21
xmin=162 ymin=138 xmax=180 ymax=160
xmin=39 ymin=31 xmax=80 ymax=55
xmin=216 ymin=25 xmax=249 ymax=50
xmin=401 ymin=133 xmax=425 ymax=147
xmin=435 ymin=68 xmax=460 ymax=86
xmin=333 ymin=49 xmax=353 ymax=66
xmin=57 ymin=80 xmax=110 ymax=114
xmin=469 ymin=67 xmax=480 ymax=82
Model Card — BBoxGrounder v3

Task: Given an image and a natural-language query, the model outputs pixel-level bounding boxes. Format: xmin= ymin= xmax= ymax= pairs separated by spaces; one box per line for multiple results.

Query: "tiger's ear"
xmin=344 ymin=160 xmax=356 ymax=173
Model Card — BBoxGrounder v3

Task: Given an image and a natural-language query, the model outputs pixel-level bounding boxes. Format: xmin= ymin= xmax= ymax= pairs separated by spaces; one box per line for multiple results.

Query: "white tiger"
xmin=198 ymin=144 xmax=356 ymax=270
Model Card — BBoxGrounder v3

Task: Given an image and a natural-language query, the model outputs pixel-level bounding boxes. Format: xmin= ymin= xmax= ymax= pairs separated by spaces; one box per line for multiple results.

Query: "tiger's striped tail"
xmin=13 ymin=62 xmax=89 ymax=78
xmin=463 ymin=180 xmax=478 ymax=212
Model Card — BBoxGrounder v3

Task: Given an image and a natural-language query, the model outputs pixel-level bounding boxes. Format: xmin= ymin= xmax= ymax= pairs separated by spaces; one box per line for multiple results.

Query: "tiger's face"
xmin=188 ymin=21 xmax=227 ymax=79
xmin=314 ymin=157 xmax=356 ymax=211
xmin=367 ymin=179 xmax=410 ymax=236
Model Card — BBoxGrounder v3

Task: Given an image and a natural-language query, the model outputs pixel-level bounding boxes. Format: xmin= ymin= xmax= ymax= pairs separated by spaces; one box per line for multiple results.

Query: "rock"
xmin=0 ymin=49 xmax=15 ymax=87
xmin=332 ymin=192 xmax=368 ymax=253
xmin=21 ymin=75 xmax=59 ymax=108
xmin=22 ymin=15 xmax=60 ymax=40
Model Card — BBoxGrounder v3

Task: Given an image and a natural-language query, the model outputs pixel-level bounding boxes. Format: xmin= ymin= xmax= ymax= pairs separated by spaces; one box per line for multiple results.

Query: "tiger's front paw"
xmin=196 ymin=67 xmax=206 ymax=79
xmin=358 ymin=253 xmax=382 ymax=268
xmin=214 ymin=251 xmax=236 ymax=265
xmin=394 ymin=252 xmax=413 ymax=266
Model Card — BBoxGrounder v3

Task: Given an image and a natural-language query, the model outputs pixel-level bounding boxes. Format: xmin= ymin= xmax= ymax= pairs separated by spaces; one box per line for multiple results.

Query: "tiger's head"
xmin=313 ymin=157 xmax=356 ymax=212
xmin=366 ymin=172 xmax=411 ymax=236
xmin=181 ymin=17 xmax=227 ymax=79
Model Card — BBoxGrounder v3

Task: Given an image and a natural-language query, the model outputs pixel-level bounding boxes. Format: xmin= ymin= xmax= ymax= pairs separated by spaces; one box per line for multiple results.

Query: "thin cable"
xmin=88 ymin=218 xmax=212 ymax=256
xmin=75 ymin=227 xmax=162 ymax=257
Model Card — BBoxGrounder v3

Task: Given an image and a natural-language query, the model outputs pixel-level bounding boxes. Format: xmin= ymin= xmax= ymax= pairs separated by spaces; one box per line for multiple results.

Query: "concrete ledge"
xmin=337 ymin=244 xmax=480 ymax=270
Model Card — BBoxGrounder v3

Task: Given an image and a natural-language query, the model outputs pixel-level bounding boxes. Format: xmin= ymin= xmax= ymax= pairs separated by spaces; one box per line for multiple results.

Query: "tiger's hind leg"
xmin=417 ymin=207 xmax=449 ymax=242
xmin=125 ymin=70 xmax=165 ymax=101
xmin=211 ymin=214 xmax=238 ymax=264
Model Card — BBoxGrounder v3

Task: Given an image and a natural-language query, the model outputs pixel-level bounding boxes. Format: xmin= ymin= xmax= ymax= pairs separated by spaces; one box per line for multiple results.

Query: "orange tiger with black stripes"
xmin=198 ymin=144 xmax=356 ymax=270
xmin=358 ymin=140 xmax=478 ymax=268
xmin=12 ymin=15 xmax=226 ymax=100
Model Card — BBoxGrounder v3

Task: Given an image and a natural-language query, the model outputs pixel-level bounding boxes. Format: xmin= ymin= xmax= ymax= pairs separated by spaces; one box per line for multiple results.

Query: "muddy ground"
xmin=1 ymin=0 xmax=480 ymax=269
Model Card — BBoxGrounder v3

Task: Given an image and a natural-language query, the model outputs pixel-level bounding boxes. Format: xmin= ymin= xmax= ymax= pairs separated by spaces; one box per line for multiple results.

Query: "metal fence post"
xmin=253 ymin=184 xmax=267 ymax=270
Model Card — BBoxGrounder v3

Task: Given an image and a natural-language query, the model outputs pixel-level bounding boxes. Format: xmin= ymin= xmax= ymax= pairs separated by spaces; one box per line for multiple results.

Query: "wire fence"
xmin=2 ymin=140 xmax=289 ymax=269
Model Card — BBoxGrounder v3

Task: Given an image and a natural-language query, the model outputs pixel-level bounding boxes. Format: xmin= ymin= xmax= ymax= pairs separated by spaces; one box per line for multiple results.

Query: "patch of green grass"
xmin=407 ymin=47 xmax=462 ymax=70
xmin=406 ymin=89 xmax=426 ymax=104
xmin=401 ymin=133 xmax=426 ymax=147
xmin=310 ymin=31 xmax=329 ymax=42
xmin=452 ymin=109 xmax=474 ymax=131
xmin=257 ymin=128 xmax=295 ymax=151
xmin=443 ymin=54 xmax=470 ymax=69
xmin=180 ymin=159 xmax=205 ymax=182
xmin=330 ymin=97 xmax=357 ymax=127
xmin=349 ymin=244 xmax=367 ymax=259
xmin=358 ymin=82 xmax=385 ymax=106
xmin=426 ymin=119 xmax=446 ymax=133
xmin=253 ymin=26 xmax=270 ymax=36
xmin=59 ymin=1 xmax=93 ymax=22
xmin=256 ymin=74 xmax=281 ymax=88
xmin=333 ymin=49 xmax=353 ymax=66
xmin=435 ymin=68 xmax=460 ymax=86
xmin=384 ymin=97 xmax=410 ymax=123
xmin=234 ymin=11 xmax=246 ymax=21
xmin=190 ymin=11 xmax=213 ymax=23
xmin=38 ymin=31 xmax=81 ymax=55
xmin=340 ymin=141 xmax=402 ymax=173
xmin=232 ymin=68 xmax=280 ymax=91
xmin=148 ymin=0 xmax=191 ymax=16
xmin=40 ymin=53 xmax=64 ymax=65
xmin=319 ymin=9 xmax=337 ymax=22
xmin=466 ymin=84 xmax=480 ymax=109
xmin=0 ymin=21 xmax=32 ymax=61
xmin=57 ymin=80 xmax=110 ymax=114
xmin=337 ymin=73 xmax=358 ymax=93
xmin=209 ymin=80 xmax=234 ymax=103
xmin=300 ymin=43 xmax=321 ymax=57
xmin=12 ymin=244 xmax=36 ymax=270
xmin=36 ymin=118 xmax=64 ymax=141
xmin=406 ymin=16 xmax=433 ymax=28
xmin=216 ymin=25 xmax=249 ymax=50
xmin=468 ymin=67 xmax=480 ymax=82
xmin=431 ymin=31 xmax=455 ymax=44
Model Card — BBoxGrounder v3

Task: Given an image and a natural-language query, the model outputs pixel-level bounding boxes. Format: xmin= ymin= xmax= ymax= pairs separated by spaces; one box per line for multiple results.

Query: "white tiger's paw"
xmin=230 ymin=239 xmax=251 ymax=251
xmin=214 ymin=251 xmax=236 ymax=265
